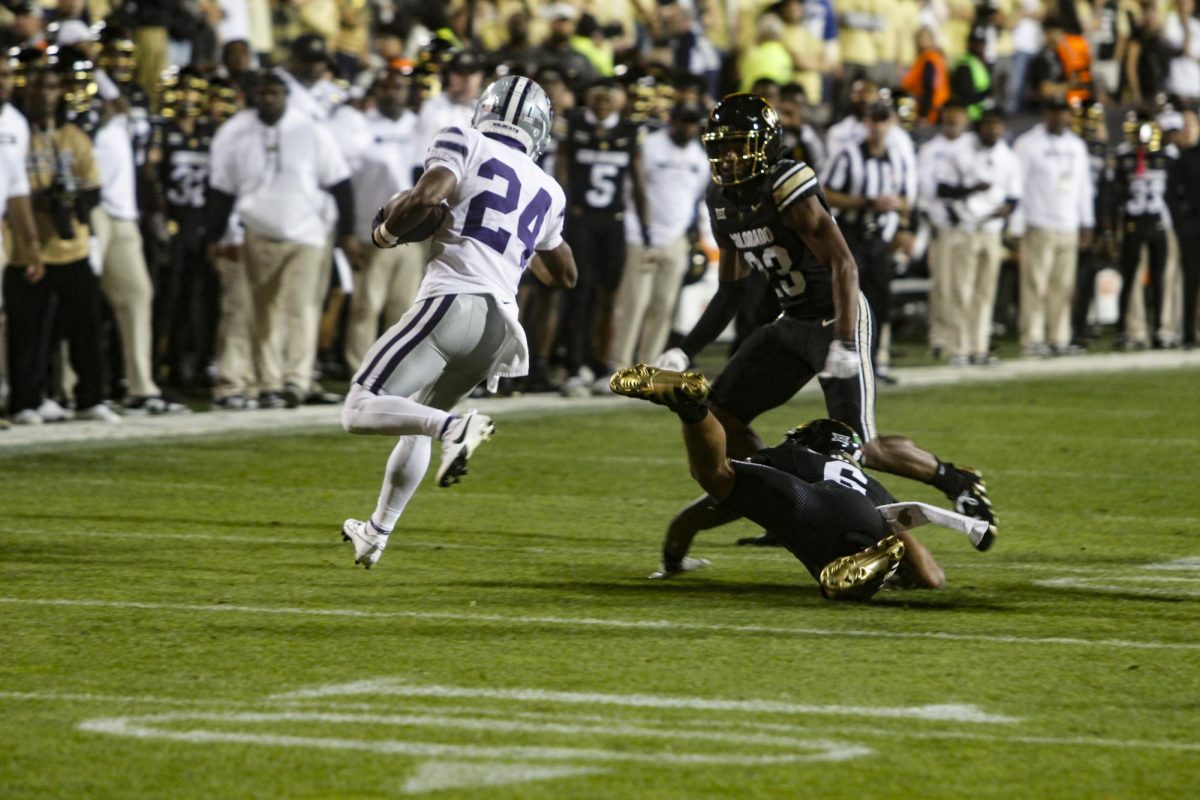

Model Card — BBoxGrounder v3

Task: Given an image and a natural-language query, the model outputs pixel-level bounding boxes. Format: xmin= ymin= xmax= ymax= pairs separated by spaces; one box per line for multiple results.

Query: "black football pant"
xmin=159 ymin=227 xmax=220 ymax=385
xmin=1116 ymin=216 xmax=1168 ymax=341
xmin=561 ymin=213 xmax=626 ymax=373
xmin=722 ymin=460 xmax=890 ymax=580
xmin=1178 ymin=219 xmax=1200 ymax=346
xmin=3 ymin=260 xmax=104 ymax=413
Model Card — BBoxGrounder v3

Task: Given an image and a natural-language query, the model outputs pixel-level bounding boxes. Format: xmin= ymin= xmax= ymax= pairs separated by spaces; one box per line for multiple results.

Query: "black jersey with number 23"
xmin=707 ymin=159 xmax=834 ymax=319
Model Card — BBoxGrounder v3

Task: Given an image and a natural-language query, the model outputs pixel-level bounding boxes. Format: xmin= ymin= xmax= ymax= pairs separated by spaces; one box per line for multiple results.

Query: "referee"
xmin=822 ymin=102 xmax=915 ymax=371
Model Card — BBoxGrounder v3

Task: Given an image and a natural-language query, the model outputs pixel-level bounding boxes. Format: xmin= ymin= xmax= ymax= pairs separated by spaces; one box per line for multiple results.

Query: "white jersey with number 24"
xmin=414 ymin=125 xmax=567 ymax=304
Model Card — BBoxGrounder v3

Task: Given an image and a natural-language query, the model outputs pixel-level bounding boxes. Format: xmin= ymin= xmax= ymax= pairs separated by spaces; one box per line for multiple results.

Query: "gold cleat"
xmin=609 ymin=364 xmax=710 ymax=407
xmin=819 ymin=534 xmax=907 ymax=601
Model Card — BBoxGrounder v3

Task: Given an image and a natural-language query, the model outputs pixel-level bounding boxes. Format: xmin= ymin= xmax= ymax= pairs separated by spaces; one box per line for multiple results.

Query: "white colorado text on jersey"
xmin=416 ymin=125 xmax=566 ymax=303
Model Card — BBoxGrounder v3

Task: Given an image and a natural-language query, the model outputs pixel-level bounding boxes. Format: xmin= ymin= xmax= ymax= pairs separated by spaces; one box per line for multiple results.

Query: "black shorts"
xmin=709 ymin=292 xmax=878 ymax=441
xmin=722 ymin=460 xmax=890 ymax=579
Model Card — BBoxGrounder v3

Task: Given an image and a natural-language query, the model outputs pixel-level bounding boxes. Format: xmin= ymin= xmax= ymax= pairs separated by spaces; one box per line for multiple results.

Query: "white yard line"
xmin=2 ymin=595 xmax=1197 ymax=651
xmin=5 ymin=689 xmax=1196 ymax=756
xmin=3 ymin=350 xmax=1197 ymax=452
xmin=77 ymin=713 xmax=869 ymax=766
xmin=271 ymin=679 xmax=1017 ymax=723
xmin=1035 ymin=577 xmax=1200 ymax=598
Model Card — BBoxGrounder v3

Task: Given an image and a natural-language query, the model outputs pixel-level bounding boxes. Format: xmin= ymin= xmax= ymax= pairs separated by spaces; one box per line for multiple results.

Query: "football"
xmin=378 ymin=190 xmax=449 ymax=244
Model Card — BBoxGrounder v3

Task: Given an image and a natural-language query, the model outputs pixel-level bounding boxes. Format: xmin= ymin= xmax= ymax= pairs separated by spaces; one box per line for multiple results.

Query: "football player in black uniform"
xmin=1113 ymin=110 xmax=1173 ymax=350
xmin=146 ymin=67 xmax=219 ymax=388
xmin=651 ymin=94 xmax=997 ymax=535
xmin=1071 ymin=99 xmax=1116 ymax=349
xmin=610 ymin=367 xmax=946 ymax=599
xmin=554 ymin=77 xmax=650 ymax=394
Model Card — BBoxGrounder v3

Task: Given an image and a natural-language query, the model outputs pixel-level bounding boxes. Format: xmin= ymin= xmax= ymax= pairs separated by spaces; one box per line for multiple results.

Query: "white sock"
xmin=372 ymin=435 xmax=432 ymax=531
xmin=342 ymin=383 xmax=451 ymax=438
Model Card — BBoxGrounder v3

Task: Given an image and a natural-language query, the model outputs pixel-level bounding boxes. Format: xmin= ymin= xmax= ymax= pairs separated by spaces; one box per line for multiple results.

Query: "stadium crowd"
xmin=1 ymin=0 xmax=1199 ymax=425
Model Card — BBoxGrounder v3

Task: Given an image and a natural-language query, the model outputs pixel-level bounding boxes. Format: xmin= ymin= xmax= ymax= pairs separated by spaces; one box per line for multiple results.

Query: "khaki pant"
xmin=926 ymin=228 xmax=957 ymax=354
xmin=1124 ymin=227 xmax=1183 ymax=345
xmin=344 ymin=239 xmax=425 ymax=372
xmin=952 ymin=229 xmax=1003 ymax=359
xmin=92 ymin=209 xmax=160 ymax=398
xmin=1020 ymin=227 xmax=1079 ymax=349
xmin=213 ymin=256 xmax=258 ymax=400
xmin=243 ymin=230 xmax=325 ymax=394
xmin=132 ymin=27 xmax=168 ymax=110
xmin=611 ymin=237 xmax=690 ymax=365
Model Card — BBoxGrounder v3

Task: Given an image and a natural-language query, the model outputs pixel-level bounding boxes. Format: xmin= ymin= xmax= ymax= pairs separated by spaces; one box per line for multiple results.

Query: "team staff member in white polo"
xmin=1010 ymin=98 xmax=1094 ymax=357
xmin=92 ymin=91 xmax=186 ymax=414
xmin=345 ymin=67 xmax=423 ymax=372
xmin=207 ymin=72 xmax=357 ymax=408
xmin=612 ymin=102 xmax=712 ymax=366
xmin=411 ymin=49 xmax=485 ymax=182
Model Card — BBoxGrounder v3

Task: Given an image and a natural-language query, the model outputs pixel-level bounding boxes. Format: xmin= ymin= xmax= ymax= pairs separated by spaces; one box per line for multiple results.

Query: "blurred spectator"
xmin=412 ymin=48 xmax=484 ymax=182
xmin=1009 ymin=0 xmax=1044 ymax=112
xmin=778 ymin=82 xmax=827 ymax=171
xmin=8 ymin=67 xmax=115 ymax=423
xmin=774 ymin=0 xmax=827 ymax=103
xmin=492 ymin=10 xmax=540 ymax=74
xmin=571 ymin=13 xmax=616 ymax=77
xmin=823 ymin=102 xmax=916 ymax=370
xmin=948 ymin=105 xmax=1021 ymax=364
xmin=611 ymin=101 xmax=710 ymax=366
xmin=1163 ymin=0 xmax=1200 ymax=105
xmin=839 ymin=0 xmax=886 ymax=86
xmin=951 ymin=26 xmax=994 ymax=120
xmin=919 ymin=101 xmax=975 ymax=360
xmin=1169 ymin=108 xmax=1200 ymax=348
xmin=206 ymin=72 xmax=354 ymax=408
xmin=1125 ymin=3 xmax=1170 ymax=104
xmin=1010 ymin=99 xmax=1094 ymax=356
xmin=657 ymin=1 xmax=722 ymax=99
xmin=1026 ymin=13 xmax=1069 ymax=108
xmin=900 ymin=25 xmax=950 ymax=123
xmin=92 ymin=85 xmax=183 ymax=413
xmin=344 ymin=68 xmax=422 ymax=373
xmin=535 ymin=3 xmax=598 ymax=89
xmin=1112 ymin=110 xmax=1172 ymax=349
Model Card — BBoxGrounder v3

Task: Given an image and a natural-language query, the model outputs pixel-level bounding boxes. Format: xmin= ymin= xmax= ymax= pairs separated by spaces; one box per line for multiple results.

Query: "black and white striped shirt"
xmin=822 ymin=140 xmax=913 ymax=243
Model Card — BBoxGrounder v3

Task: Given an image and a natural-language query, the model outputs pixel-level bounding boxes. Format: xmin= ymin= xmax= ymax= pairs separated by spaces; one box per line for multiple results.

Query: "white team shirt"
xmin=0 ymin=103 xmax=31 ymax=244
xmin=415 ymin=125 xmax=566 ymax=303
xmin=917 ymin=132 xmax=973 ymax=230
xmin=1010 ymin=124 xmax=1094 ymax=235
xmin=640 ymin=127 xmax=711 ymax=246
xmin=351 ymin=107 xmax=416 ymax=239
xmin=209 ymin=107 xmax=351 ymax=248
xmin=94 ymin=113 xmax=140 ymax=221
xmin=412 ymin=94 xmax=476 ymax=179
xmin=955 ymin=136 xmax=1023 ymax=233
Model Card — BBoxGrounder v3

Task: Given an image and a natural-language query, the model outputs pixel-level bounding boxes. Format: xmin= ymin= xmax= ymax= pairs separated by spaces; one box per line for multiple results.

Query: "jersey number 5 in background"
xmin=462 ymin=158 xmax=552 ymax=266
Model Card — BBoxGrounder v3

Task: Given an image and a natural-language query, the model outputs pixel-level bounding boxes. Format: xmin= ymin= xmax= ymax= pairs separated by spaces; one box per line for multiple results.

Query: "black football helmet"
xmin=784 ymin=419 xmax=865 ymax=467
xmin=160 ymin=66 xmax=209 ymax=119
xmin=702 ymin=93 xmax=780 ymax=186
xmin=1123 ymin=109 xmax=1161 ymax=151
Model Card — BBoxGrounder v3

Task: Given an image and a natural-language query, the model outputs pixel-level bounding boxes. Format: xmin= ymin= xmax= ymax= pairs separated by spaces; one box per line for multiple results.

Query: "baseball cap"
xmin=290 ymin=33 xmax=329 ymax=63
xmin=671 ymin=102 xmax=706 ymax=123
xmin=867 ymin=101 xmax=893 ymax=122
xmin=447 ymin=49 xmax=485 ymax=74
xmin=543 ymin=2 xmax=579 ymax=21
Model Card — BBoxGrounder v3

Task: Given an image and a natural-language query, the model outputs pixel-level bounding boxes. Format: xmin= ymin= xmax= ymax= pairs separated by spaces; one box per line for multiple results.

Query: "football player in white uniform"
xmin=340 ymin=75 xmax=578 ymax=569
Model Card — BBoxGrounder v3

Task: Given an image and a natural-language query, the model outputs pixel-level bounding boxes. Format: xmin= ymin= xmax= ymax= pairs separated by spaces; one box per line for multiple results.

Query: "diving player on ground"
xmin=651 ymin=94 xmax=997 ymax=541
xmin=610 ymin=366 xmax=951 ymax=600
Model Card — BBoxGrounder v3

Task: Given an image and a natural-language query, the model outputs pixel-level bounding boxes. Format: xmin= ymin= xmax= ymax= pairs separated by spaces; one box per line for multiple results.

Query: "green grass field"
xmin=2 ymin=369 xmax=1199 ymax=799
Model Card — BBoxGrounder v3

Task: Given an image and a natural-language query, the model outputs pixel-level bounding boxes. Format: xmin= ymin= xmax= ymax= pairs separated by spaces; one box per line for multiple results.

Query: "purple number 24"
xmin=461 ymin=158 xmax=552 ymax=266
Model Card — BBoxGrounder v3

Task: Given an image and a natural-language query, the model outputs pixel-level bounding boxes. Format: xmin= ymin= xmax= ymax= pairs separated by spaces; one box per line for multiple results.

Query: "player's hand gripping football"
xmin=651 ymin=347 xmax=689 ymax=371
xmin=820 ymin=340 xmax=859 ymax=380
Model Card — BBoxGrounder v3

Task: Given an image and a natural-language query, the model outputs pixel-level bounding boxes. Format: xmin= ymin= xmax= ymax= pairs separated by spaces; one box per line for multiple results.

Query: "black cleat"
xmin=949 ymin=467 xmax=997 ymax=551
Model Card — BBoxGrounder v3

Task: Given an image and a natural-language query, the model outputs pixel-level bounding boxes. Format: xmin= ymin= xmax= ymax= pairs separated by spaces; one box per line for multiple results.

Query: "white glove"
xmin=651 ymin=347 xmax=689 ymax=371
xmin=648 ymin=556 xmax=711 ymax=580
xmin=819 ymin=339 xmax=860 ymax=380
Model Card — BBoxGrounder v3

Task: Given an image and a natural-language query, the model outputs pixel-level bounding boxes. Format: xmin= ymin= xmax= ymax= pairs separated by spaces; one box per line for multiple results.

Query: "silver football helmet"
xmin=472 ymin=75 xmax=553 ymax=160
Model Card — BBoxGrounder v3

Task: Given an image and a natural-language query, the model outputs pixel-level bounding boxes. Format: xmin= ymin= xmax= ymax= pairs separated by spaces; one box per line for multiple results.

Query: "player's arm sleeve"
xmin=207 ymin=127 xmax=236 ymax=195
xmin=771 ymin=161 xmax=820 ymax=212
xmin=327 ymin=178 xmax=355 ymax=239
xmin=676 ymin=247 xmax=748 ymax=359
xmin=423 ymin=126 xmax=470 ymax=181
xmin=205 ymin=188 xmax=236 ymax=244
